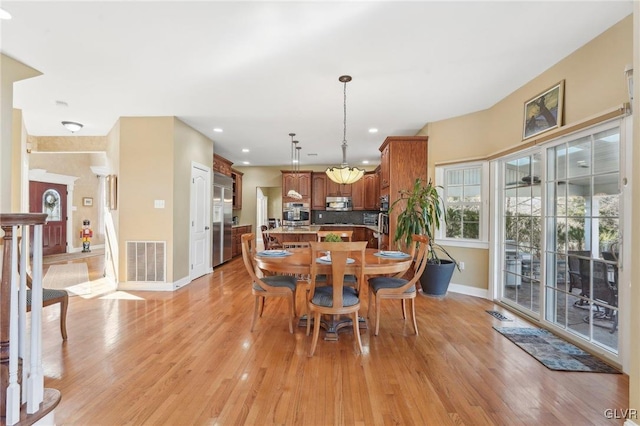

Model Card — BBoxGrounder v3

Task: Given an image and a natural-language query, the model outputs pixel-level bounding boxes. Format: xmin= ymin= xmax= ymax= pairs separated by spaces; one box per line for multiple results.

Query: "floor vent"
xmin=486 ymin=310 xmax=513 ymax=321
xmin=126 ymin=241 xmax=166 ymax=282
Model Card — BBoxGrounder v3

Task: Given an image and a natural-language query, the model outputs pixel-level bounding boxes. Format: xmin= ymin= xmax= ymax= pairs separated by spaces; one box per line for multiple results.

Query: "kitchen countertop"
xmin=269 ymin=224 xmax=378 ymax=233
xmin=232 ymin=224 xmax=252 ymax=228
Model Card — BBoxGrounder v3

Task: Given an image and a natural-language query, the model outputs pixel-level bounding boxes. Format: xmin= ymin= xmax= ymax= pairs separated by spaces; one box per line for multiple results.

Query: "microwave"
xmin=326 ymin=196 xmax=352 ymax=211
xmin=380 ymin=195 xmax=389 ymax=212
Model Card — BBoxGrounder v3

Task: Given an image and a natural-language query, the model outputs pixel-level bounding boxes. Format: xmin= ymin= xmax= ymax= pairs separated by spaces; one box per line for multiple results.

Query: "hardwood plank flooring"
xmin=39 ymin=255 xmax=628 ymax=425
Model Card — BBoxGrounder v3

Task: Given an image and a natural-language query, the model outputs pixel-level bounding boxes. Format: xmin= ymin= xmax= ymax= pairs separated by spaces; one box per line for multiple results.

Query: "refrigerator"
xmin=212 ymin=172 xmax=233 ymax=267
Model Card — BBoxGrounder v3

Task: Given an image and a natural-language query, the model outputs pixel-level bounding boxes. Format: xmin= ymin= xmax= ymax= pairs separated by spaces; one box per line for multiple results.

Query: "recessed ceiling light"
xmin=242 ymin=161 xmax=250 ymax=165
xmin=242 ymin=148 xmax=250 ymax=153
xmin=61 ymin=121 xmax=83 ymax=133
xmin=368 ymin=128 xmax=378 ymax=133
xmin=213 ymin=128 xmax=223 ymax=133
xmin=362 ymin=160 xmax=369 ymax=164
xmin=0 ymin=8 xmax=12 ymax=20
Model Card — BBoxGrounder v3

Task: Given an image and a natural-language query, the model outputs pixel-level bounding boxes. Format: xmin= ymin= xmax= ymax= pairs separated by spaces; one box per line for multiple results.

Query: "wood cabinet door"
xmin=351 ymin=177 xmax=365 ymax=210
xmin=363 ymin=173 xmax=379 ymax=210
xmin=298 ymin=173 xmax=311 ymax=198
xmin=311 ymin=173 xmax=326 ymax=210
xmin=380 ymin=144 xmax=390 ymax=189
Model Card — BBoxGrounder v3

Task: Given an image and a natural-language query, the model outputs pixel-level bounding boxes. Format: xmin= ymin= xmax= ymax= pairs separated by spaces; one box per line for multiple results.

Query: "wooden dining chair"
xmin=306 ymin=240 xmax=367 ymax=356
xmin=241 ymin=233 xmax=297 ymax=333
xmin=316 ymin=230 xmax=353 ymax=242
xmin=18 ymin=237 xmax=69 ymax=340
xmin=261 ymin=225 xmax=283 ymax=250
xmin=367 ymin=234 xmax=429 ymax=336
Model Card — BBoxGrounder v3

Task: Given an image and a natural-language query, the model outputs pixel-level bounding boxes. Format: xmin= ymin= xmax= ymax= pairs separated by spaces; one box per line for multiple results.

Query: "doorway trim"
xmin=28 ymin=168 xmax=78 ymax=252
xmin=190 ymin=161 xmax=212 ymax=281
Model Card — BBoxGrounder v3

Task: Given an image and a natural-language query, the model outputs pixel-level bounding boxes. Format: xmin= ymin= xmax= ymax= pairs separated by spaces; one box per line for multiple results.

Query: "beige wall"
xmin=172 ymin=118 xmax=214 ymax=279
xmin=31 ymin=135 xmax=107 ymax=152
xmin=423 ymin=15 xmax=633 ymax=290
xmin=29 ymin=152 xmax=106 ymax=248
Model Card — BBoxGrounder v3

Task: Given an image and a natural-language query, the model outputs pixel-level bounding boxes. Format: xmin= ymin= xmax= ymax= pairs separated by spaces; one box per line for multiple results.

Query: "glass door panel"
xmin=544 ymin=127 xmax=620 ymax=354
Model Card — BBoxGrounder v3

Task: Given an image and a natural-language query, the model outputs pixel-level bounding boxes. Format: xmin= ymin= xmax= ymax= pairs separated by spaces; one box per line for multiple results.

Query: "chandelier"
xmin=287 ymin=133 xmax=303 ymax=199
xmin=325 ymin=75 xmax=364 ymax=185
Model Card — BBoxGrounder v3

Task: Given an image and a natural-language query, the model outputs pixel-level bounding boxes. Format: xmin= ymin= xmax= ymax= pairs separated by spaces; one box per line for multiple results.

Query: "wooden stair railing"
xmin=1 ymin=214 xmax=61 ymax=426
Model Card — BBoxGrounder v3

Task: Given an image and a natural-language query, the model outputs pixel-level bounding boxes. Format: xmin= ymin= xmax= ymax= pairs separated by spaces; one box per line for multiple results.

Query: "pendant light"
xmin=287 ymin=133 xmax=303 ymax=199
xmin=325 ymin=75 xmax=364 ymax=185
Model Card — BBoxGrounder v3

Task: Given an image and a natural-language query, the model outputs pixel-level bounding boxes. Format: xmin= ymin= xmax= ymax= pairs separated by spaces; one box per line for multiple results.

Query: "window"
xmin=436 ymin=162 xmax=488 ymax=247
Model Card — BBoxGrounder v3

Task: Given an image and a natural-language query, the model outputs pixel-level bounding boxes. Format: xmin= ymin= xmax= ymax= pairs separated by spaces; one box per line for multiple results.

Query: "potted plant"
xmin=323 ymin=233 xmax=344 ymax=260
xmin=390 ymin=178 xmax=461 ymax=297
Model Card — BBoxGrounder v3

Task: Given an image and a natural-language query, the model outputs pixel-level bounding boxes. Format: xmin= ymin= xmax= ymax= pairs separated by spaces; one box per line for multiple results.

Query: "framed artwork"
xmin=83 ymin=197 xmax=93 ymax=207
xmin=107 ymin=174 xmax=118 ymax=210
xmin=523 ymin=80 xmax=564 ymax=140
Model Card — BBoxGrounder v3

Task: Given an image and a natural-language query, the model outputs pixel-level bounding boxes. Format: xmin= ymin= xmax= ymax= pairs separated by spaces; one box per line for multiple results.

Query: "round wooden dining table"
xmin=253 ymin=247 xmax=413 ymax=340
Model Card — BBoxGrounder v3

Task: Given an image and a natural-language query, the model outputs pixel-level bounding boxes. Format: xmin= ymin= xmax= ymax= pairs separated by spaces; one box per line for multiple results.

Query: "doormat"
xmin=486 ymin=310 xmax=512 ymax=321
xmin=493 ymin=326 xmax=620 ymax=373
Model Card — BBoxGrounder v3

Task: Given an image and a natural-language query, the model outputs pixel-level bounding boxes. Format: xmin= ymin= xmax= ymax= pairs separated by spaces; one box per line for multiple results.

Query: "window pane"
xmin=593 ymin=128 xmax=619 ymax=174
xmin=463 ymin=205 xmax=480 ymax=239
xmin=556 ymin=145 xmax=567 ymax=180
xmin=463 ymin=168 xmax=481 ymax=185
xmin=463 ymin=185 xmax=481 ymax=202
xmin=447 ymin=169 xmax=463 ymax=185
xmin=446 ymin=206 xmax=462 ymax=238
xmin=447 ymin=186 xmax=462 ymax=203
xmin=567 ymin=136 xmax=591 ymax=178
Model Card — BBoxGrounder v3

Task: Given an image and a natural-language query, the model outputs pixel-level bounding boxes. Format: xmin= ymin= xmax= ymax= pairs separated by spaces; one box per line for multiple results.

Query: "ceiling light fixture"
xmin=326 ymin=75 xmax=364 ymax=185
xmin=213 ymin=128 xmax=223 ymax=133
xmin=61 ymin=121 xmax=83 ymax=133
xmin=287 ymin=133 xmax=303 ymax=199
xmin=369 ymin=128 xmax=378 ymax=133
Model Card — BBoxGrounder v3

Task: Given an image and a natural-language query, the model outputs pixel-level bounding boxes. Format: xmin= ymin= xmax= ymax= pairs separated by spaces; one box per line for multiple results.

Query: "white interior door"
xmin=190 ymin=163 xmax=211 ymax=280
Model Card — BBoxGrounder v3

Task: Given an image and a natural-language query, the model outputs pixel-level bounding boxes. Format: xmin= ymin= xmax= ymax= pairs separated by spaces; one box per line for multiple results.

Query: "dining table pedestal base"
xmin=298 ymin=315 xmax=367 ymax=341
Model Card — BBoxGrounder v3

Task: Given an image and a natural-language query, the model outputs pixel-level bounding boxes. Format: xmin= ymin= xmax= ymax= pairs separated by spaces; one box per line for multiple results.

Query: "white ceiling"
xmin=1 ymin=1 xmax=633 ymax=167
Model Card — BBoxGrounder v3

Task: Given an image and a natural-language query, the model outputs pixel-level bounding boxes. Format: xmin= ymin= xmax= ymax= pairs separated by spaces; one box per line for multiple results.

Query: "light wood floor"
xmin=40 ymin=254 xmax=628 ymax=425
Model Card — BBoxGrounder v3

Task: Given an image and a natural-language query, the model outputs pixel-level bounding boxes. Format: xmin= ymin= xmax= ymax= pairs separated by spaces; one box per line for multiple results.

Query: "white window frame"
xmin=435 ymin=161 xmax=490 ymax=249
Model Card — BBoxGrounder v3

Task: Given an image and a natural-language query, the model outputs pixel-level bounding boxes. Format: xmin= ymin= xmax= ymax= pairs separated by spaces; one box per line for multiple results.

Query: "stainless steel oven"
xmin=282 ymin=202 xmax=310 ymax=226
xmin=325 ymin=196 xmax=352 ymax=211
xmin=378 ymin=212 xmax=389 ymax=235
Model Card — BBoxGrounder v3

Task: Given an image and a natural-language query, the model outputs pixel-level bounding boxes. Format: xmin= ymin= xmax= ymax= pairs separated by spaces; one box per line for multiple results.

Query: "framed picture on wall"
xmin=83 ymin=197 xmax=93 ymax=207
xmin=523 ymin=80 xmax=564 ymax=140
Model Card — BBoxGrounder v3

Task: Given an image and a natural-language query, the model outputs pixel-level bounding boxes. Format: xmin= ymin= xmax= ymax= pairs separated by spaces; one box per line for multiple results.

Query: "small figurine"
xmin=80 ymin=219 xmax=93 ymax=252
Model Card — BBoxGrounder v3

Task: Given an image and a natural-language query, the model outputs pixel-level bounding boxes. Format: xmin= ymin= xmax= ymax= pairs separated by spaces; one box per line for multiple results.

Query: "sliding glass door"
xmin=498 ymin=121 xmax=622 ymax=356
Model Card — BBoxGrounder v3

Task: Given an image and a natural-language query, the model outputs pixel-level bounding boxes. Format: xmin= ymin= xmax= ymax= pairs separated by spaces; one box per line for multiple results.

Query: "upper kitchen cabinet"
xmin=379 ymin=136 xmax=428 ymax=250
xmin=213 ymin=154 xmax=233 ymax=177
xmin=311 ymin=172 xmax=326 ymax=210
xmin=325 ymin=178 xmax=351 ymax=197
xmin=282 ymin=171 xmax=312 ymax=203
xmin=363 ymin=171 xmax=379 ymax=210
xmin=351 ymin=174 xmax=365 ymax=210
xmin=231 ymin=169 xmax=243 ymax=209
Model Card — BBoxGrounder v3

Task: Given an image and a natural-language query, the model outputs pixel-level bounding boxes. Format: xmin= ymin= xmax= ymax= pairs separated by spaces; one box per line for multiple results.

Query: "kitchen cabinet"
xmin=231 ymin=225 xmax=252 ymax=257
xmin=363 ymin=172 xmax=379 ymax=210
xmin=231 ymin=169 xmax=243 ymax=210
xmin=351 ymin=176 xmax=365 ymax=210
xmin=213 ymin=154 xmax=233 ymax=177
xmin=365 ymin=228 xmax=378 ymax=249
xmin=282 ymin=171 xmax=312 ymax=203
xmin=380 ymin=144 xmax=390 ymax=189
xmin=311 ymin=173 xmax=326 ymax=210
xmin=379 ymin=136 xmax=428 ymax=250
xmin=325 ymin=179 xmax=352 ymax=197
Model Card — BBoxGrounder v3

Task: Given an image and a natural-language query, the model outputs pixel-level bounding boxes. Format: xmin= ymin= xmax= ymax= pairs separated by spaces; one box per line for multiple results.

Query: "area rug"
xmin=493 ymin=326 xmax=620 ymax=373
xmin=43 ymin=263 xmax=90 ymax=296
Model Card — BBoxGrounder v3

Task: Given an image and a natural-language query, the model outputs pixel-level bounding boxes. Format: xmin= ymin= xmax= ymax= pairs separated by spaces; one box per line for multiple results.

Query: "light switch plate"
xmin=154 ymin=200 xmax=165 ymax=208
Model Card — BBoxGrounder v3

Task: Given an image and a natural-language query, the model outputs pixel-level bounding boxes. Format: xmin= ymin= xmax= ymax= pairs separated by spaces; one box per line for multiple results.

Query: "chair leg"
xmin=353 ymin=311 xmax=363 ymax=354
xmin=401 ymin=299 xmax=406 ymax=319
xmin=410 ymin=298 xmax=418 ymax=336
xmin=288 ymin=294 xmax=294 ymax=334
xmin=309 ymin=311 xmax=321 ymax=357
xmin=60 ymin=295 xmax=69 ymax=340
xmin=251 ymin=296 xmax=260 ymax=332
xmin=367 ymin=287 xmax=372 ymax=318
xmin=375 ymin=296 xmax=381 ymax=336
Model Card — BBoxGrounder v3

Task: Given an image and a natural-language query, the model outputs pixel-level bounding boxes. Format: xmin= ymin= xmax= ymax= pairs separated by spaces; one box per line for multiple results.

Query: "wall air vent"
xmin=126 ymin=241 xmax=166 ymax=282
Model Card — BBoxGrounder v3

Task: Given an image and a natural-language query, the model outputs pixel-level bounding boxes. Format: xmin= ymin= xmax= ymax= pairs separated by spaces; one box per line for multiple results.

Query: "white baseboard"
xmin=117 ymin=274 xmax=196 ymax=292
xmin=448 ymin=282 xmax=489 ymax=299
xmin=625 ymin=418 xmax=639 ymax=426
xmin=69 ymin=244 xmax=105 ymax=254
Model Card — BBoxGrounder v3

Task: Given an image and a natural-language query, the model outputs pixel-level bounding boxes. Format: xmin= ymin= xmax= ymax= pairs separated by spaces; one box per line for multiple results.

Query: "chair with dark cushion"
xmin=367 ymin=234 xmax=429 ymax=336
xmin=306 ymin=240 xmax=367 ymax=356
xmin=19 ymin=238 xmax=69 ymax=340
xmin=241 ymin=233 xmax=297 ymax=333
xmin=261 ymin=225 xmax=283 ymax=250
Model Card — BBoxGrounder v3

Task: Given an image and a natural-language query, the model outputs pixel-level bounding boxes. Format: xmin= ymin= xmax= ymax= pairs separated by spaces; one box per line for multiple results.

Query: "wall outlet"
xmin=154 ymin=200 xmax=165 ymax=208
xmin=459 ymin=261 xmax=465 ymax=271
xmin=319 ymin=213 xmax=322 ymax=218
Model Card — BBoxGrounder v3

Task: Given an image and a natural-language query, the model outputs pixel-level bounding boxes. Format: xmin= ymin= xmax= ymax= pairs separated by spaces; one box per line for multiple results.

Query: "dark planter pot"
xmin=419 ymin=259 xmax=456 ymax=297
